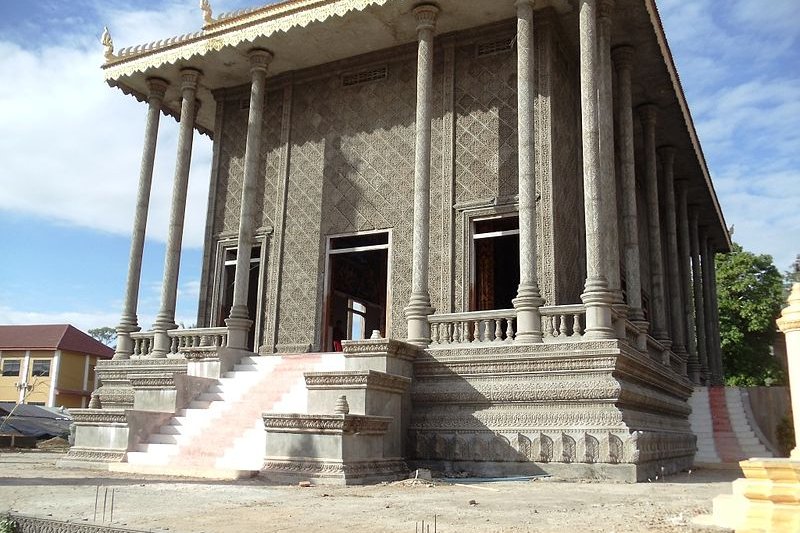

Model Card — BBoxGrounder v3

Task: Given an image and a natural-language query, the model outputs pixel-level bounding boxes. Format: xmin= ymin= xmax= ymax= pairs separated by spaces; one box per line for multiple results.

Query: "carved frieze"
xmin=304 ymin=371 xmax=411 ymax=393
xmin=263 ymin=413 xmax=392 ymax=435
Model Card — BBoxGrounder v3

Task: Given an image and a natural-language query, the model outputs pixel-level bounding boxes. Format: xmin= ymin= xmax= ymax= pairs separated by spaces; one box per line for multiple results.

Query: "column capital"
xmin=638 ymin=103 xmax=658 ymax=126
xmin=598 ymin=0 xmax=615 ymax=20
xmin=514 ymin=0 xmax=538 ymax=10
xmin=658 ymin=145 xmax=676 ymax=159
xmin=179 ymin=67 xmax=202 ymax=90
xmin=248 ymin=48 xmax=273 ymax=73
xmin=777 ymin=283 xmax=800 ymax=334
xmin=413 ymin=3 xmax=439 ymax=32
xmin=611 ymin=45 xmax=634 ymax=69
xmin=146 ymin=77 xmax=169 ymax=100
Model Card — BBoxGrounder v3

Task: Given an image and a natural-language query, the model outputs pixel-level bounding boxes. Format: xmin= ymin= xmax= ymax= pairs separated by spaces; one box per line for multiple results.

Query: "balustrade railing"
xmin=129 ymin=327 xmax=228 ymax=357
xmin=130 ymin=331 xmax=154 ymax=357
xmin=540 ymin=304 xmax=585 ymax=340
xmin=168 ymin=327 xmax=228 ymax=355
xmin=429 ymin=309 xmax=516 ymax=345
xmin=428 ymin=304 xmax=587 ymax=346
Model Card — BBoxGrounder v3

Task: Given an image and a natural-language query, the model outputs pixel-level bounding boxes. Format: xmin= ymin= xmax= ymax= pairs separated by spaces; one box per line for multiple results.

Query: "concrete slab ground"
xmin=0 ymin=451 xmax=735 ymax=532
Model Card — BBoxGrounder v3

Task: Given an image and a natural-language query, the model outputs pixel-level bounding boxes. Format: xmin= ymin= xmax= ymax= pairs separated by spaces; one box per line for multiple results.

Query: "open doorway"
xmin=214 ymin=244 xmax=262 ymax=351
xmin=471 ymin=215 xmax=520 ymax=311
xmin=324 ymin=231 xmax=390 ymax=351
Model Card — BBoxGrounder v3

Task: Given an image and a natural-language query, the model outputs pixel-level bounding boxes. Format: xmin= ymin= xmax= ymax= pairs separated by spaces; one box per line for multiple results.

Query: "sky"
xmin=0 ymin=0 xmax=797 ymax=334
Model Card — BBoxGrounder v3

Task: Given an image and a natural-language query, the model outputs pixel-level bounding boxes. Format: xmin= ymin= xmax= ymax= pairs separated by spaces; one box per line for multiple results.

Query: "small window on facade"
xmin=2 ymin=360 xmax=20 ymax=377
xmin=31 ymin=360 xmax=51 ymax=377
xmin=347 ymin=299 xmax=367 ymax=341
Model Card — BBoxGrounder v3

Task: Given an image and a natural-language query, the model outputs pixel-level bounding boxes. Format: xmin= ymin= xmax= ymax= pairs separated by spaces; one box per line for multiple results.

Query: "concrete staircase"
xmin=117 ymin=353 xmax=345 ymax=479
xmin=689 ymin=386 xmax=772 ymax=466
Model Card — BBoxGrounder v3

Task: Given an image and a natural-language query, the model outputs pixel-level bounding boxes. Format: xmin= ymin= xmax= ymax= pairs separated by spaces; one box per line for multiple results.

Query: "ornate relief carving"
xmin=64 ymin=447 xmax=126 ymax=462
xmin=304 ymin=371 xmax=411 ymax=393
xmin=608 ymin=433 xmax=623 ymax=464
xmin=263 ymin=459 xmax=407 ymax=478
xmin=585 ymin=434 xmax=600 ymax=463
xmin=263 ymin=413 xmax=391 ymax=434
xmin=562 ymin=434 xmax=576 ymax=463
xmin=70 ymin=410 xmax=128 ymax=425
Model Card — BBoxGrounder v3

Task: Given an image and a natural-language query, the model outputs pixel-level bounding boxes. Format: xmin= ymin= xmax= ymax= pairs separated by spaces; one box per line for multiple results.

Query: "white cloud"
xmin=0 ymin=305 xmax=119 ymax=334
xmin=0 ymin=1 xmax=219 ymax=249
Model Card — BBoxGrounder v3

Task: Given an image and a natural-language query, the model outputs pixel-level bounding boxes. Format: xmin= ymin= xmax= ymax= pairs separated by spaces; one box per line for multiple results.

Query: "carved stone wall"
xmin=213 ymin=90 xmax=284 ymax=237
xmin=550 ymin=20 xmax=585 ymax=305
xmin=452 ymin=28 xmax=519 ymax=312
xmin=276 ymin=54 xmax=432 ymax=349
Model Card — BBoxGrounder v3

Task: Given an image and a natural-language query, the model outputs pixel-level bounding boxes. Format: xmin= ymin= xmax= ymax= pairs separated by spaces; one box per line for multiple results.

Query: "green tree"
xmin=88 ymin=326 xmax=117 ymax=348
xmin=716 ymin=243 xmax=785 ymax=386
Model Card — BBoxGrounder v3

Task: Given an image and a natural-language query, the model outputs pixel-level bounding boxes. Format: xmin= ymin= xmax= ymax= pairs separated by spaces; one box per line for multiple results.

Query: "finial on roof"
xmin=101 ymin=26 xmax=114 ymax=61
xmin=200 ymin=0 xmax=214 ymax=25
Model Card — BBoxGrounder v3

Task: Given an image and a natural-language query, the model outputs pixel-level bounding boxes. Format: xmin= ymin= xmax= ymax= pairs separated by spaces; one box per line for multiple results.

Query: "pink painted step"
xmin=708 ymin=386 xmax=746 ymax=463
xmin=128 ymin=353 xmax=343 ymax=474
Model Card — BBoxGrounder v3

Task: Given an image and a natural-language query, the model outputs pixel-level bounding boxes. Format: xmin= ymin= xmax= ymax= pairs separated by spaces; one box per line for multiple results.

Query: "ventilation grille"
xmin=342 ymin=66 xmax=388 ymax=87
xmin=476 ymin=38 xmax=513 ymax=57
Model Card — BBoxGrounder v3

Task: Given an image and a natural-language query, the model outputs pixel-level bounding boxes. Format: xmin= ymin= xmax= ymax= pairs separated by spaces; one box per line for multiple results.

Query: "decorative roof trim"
xmin=102 ymin=0 xmax=391 ymax=82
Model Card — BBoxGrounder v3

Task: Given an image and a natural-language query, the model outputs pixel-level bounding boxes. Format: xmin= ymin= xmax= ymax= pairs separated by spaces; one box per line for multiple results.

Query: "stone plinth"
xmin=261 ymin=413 xmax=406 ymax=485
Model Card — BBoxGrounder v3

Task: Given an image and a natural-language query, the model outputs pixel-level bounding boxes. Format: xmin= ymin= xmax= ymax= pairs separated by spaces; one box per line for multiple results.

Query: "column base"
xmin=114 ymin=320 xmax=141 ymax=360
xmin=513 ymin=285 xmax=545 ymax=344
xmin=225 ymin=315 xmax=253 ymax=350
xmin=404 ymin=292 xmax=434 ymax=347
xmin=581 ymin=279 xmax=615 ymax=340
xmin=631 ymin=319 xmax=650 ymax=352
xmin=150 ymin=319 xmax=177 ymax=358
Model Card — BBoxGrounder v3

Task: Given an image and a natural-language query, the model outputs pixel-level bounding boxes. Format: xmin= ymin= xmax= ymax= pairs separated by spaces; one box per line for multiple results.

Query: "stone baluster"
xmin=612 ymin=46 xmax=647 ymax=350
xmin=151 ymin=68 xmax=201 ymax=358
xmin=659 ymin=146 xmax=688 ymax=373
xmin=405 ymin=4 xmax=439 ymax=346
xmin=638 ymin=104 xmax=669 ymax=343
xmin=226 ymin=49 xmax=273 ymax=350
xmin=677 ymin=181 xmax=700 ymax=383
xmin=579 ymin=0 xmax=615 ymax=339
xmin=114 ymin=78 xmax=169 ymax=360
xmin=512 ymin=0 xmax=545 ymax=343
xmin=494 ymin=319 xmax=503 ymax=342
xmin=690 ymin=211 xmax=710 ymax=381
xmin=574 ymin=314 xmax=584 ymax=336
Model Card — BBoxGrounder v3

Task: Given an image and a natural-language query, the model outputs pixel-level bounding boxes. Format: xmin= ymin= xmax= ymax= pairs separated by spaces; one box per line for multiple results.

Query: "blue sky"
xmin=0 ymin=0 xmax=797 ymax=333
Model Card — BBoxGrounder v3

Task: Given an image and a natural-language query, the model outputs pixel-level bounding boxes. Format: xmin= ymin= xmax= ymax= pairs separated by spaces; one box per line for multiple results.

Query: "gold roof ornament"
xmin=200 ymin=0 xmax=214 ymax=25
xmin=101 ymin=26 xmax=114 ymax=61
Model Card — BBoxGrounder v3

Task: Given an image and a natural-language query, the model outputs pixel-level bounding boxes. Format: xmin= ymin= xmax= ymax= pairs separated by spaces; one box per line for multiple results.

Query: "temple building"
xmin=63 ymin=0 xmax=731 ymax=483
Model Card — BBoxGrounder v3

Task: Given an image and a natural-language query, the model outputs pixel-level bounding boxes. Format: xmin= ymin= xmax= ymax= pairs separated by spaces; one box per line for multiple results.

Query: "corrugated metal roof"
xmin=0 ymin=324 xmax=113 ymax=358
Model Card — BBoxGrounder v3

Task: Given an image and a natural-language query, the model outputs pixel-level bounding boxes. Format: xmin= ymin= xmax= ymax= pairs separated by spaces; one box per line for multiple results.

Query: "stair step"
xmin=149 ymin=433 xmax=179 ymax=444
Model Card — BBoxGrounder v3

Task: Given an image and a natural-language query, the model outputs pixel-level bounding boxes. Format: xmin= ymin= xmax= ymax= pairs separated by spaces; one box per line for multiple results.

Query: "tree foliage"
xmin=88 ymin=326 xmax=117 ymax=348
xmin=716 ymin=243 xmax=785 ymax=386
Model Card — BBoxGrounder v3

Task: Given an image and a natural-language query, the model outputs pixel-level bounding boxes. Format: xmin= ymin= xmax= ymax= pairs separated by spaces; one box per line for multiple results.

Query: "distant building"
xmin=0 ymin=325 xmax=113 ymax=408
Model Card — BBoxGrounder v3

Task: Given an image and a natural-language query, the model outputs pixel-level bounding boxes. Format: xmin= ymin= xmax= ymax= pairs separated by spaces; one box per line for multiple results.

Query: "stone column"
xmin=701 ymin=232 xmax=721 ymax=383
xmin=597 ymin=0 xmax=622 ymax=307
xmin=659 ymin=146 xmax=687 ymax=368
xmin=777 ymin=283 xmax=800 ymax=459
xmin=677 ymin=180 xmax=700 ymax=383
xmin=151 ymin=68 xmax=202 ymax=358
xmin=579 ymin=0 xmax=614 ymax=339
xmin=114 ymin=78 xmax=169 ymax=360
xmin=690 ymin=211 xmax=709 ymax=381
xmin=639 ymin=105 xmax=669 ymax=343
xmin=226 ymin=49 xmax=273 ymax=351
xmin=512 ymin=0 xmax=544 ymax=344
xmin=707 ymin=240 xmax=725 ymax=384
xmin=404 ymin=4 xmax=438 ymax=346
xmin=612 ymin=47 xmax=646 ymax=338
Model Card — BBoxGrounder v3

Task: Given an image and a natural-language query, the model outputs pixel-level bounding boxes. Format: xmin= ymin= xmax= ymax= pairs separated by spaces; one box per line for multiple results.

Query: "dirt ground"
xmin=0 ymin=451 xmax=735 ymax=532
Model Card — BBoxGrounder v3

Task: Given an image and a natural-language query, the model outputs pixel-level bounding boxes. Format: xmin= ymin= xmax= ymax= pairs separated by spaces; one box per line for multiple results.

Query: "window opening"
xmin=471 ymin=215 xmax=520 ymax=311
xmin=2 ymin=360 xmax=20 ymax=377
xmin=31 ymin=360 xmax=50 ymax=377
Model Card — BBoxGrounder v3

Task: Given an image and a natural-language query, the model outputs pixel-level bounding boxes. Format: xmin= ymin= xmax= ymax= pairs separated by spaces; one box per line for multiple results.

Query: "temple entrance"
xmin=214 ymin=244 xmax=262 ymax=351
xmin=471 ymin=215 xmax=520 ymax=311
xmin=324 ymin=231 xmax=390 ymax=351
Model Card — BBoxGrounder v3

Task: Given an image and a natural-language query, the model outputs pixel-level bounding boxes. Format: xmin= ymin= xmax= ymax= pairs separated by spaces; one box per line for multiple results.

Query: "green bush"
xmin=776 ymin=414 xmax=796 ymax=457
